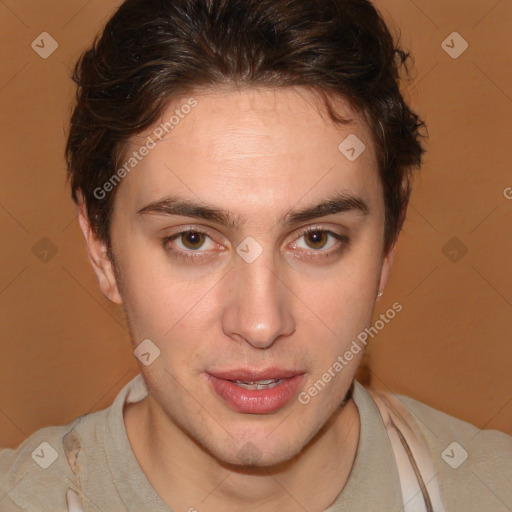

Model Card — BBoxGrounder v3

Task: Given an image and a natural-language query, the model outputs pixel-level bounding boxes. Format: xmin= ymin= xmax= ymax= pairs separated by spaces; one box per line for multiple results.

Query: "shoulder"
xmin=0 ymin=410 xmax=104 ymax=511
xmin=0 ymin=375 xmax=144 ymax=512
xmin=397 ymin=393 xmax=512 ymax=510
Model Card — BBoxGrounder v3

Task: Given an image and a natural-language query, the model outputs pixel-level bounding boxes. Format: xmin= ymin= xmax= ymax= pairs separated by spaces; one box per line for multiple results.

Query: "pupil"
xmin=307 ymin=231 xmax=326 ymax=248
xmin=184 ymin=231 xmax=203 ymax=249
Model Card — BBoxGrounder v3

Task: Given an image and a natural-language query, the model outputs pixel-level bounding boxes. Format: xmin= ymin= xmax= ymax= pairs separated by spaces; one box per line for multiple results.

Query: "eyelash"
xmin=162 ymin=226 xmax=350 ymax=263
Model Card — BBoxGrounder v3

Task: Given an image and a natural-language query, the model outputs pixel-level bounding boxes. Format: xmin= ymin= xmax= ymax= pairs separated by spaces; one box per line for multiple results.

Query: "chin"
xmin=205 ymin=426 xmax=307 ymax=470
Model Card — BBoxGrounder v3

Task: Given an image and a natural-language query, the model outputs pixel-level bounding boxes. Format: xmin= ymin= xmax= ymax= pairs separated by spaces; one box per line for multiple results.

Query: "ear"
xmin=76 ymin=194 xmax=123 ymax=305
xmin=377 ymin=190 xmax=409 ymax=302
xmin=376 ymin=241 xmax=398 ymax=302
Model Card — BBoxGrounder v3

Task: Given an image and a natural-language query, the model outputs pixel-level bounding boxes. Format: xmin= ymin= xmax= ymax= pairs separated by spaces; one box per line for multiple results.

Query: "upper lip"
xmin=208 ymin=368 xmax=305 ymax=382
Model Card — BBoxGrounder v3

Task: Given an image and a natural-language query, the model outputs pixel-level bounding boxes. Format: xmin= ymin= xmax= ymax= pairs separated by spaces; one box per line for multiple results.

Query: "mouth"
xmin=206 ymin=369 xmax=306 ymax=414
xmin=230 ymin=379 xmax=284 ymax=390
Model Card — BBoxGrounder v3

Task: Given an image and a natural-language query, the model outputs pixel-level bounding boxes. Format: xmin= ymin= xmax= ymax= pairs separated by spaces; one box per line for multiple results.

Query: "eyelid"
xmin=161 ymin=224 xmax=219 ymax=239
xmin=295 ymin=224 xmax=339 ymax=237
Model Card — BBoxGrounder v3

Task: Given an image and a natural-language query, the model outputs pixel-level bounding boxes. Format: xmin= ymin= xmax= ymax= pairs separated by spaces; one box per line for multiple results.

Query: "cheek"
xmin=114 ymin=245 xmax=176 ymax=339
xmin=292 ymin=246 xmax=381 ymax=328
xmin=116 ymin=244 xmax=222 ymax=345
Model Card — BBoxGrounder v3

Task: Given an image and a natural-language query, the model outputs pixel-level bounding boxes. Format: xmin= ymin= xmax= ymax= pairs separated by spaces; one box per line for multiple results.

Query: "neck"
xmin=124 ymin=394 xmax=360 ymax=512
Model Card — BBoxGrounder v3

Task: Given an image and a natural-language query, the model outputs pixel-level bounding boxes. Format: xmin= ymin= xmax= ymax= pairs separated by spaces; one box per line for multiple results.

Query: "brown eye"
xmin=304 ymin=230 xmax=329 ymax=250
xmin=162 ymin=229 xmax=218 ymax=261
xmin=291 ymin=228 xmax=349 ymax=259
xmin=180 ymin=231 xmax=206 ymax=250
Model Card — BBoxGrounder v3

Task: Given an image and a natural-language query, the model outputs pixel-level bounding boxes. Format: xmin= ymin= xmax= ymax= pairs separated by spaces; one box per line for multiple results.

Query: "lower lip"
xmin=207 ymin=374 xmax=306 ymax=414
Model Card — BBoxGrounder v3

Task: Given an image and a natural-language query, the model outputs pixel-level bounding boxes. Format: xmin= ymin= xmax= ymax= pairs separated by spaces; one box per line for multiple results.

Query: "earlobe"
xmin=76 ymin=196 xmax=123 ymax=305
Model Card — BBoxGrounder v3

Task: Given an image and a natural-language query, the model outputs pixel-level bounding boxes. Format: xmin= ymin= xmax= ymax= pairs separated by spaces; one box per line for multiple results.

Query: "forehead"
xmin=115 ymin=86 xmax=381 ymax=215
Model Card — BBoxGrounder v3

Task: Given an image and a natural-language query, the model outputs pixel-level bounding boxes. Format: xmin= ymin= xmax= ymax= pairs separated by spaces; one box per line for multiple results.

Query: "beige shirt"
xmin=1 ymin=374 xmax=511 ymax=511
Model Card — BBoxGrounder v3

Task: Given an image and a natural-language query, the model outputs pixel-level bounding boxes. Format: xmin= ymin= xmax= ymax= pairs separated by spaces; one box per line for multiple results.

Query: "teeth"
xmin=233 ymin=379 xmax=283 ymax=390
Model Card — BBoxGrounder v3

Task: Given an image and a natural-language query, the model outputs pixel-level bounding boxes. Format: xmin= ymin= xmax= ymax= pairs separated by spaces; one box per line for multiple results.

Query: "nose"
xmin=221 ymin=251 xmax=296 ymax=349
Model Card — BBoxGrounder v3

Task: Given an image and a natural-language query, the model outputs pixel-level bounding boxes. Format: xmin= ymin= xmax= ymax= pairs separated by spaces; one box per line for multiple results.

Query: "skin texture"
xmin=77 ymin=86 xmax=398 ymax=511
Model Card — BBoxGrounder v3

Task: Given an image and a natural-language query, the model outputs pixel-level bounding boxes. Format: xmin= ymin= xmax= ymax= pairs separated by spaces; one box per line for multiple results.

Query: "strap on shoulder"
xmin=366 ymin=387 xmax=446 ymax=512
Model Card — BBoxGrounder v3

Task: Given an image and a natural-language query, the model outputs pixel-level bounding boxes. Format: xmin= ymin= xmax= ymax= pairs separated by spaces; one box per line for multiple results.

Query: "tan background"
xmin=0 ymin=0 xmax=511 ymax=450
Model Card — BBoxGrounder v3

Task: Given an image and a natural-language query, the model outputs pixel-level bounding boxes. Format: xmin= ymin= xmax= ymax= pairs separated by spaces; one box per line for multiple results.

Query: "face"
xmin=80 ymin=86 xmax=395 ymax=467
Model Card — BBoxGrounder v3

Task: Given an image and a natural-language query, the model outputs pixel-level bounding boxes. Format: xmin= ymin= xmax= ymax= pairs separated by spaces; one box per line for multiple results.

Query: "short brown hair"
xmin=66 ymin=0 xmax=427 ymax=255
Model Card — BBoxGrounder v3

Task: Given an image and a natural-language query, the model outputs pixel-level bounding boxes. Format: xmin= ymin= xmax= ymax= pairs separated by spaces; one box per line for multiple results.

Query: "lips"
xmin=206 ymin=368 xmax=306 ymax=414
xmin=208 ymin=368 xmax=303 ymax=382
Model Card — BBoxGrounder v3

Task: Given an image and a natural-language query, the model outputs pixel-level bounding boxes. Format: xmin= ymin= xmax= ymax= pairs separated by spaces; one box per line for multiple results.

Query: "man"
xmin=1 ymin=0 xmax=510 ymax=511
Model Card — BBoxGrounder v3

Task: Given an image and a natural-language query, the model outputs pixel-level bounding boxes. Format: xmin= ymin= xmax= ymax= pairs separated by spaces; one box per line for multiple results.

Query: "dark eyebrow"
xmin=136 ymin=191 xmax=369 ymax=229
xmin=137 ymin=196 xmax=241 ymax=229
xmin=285 ymin=193 xmax=369 ymax=224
